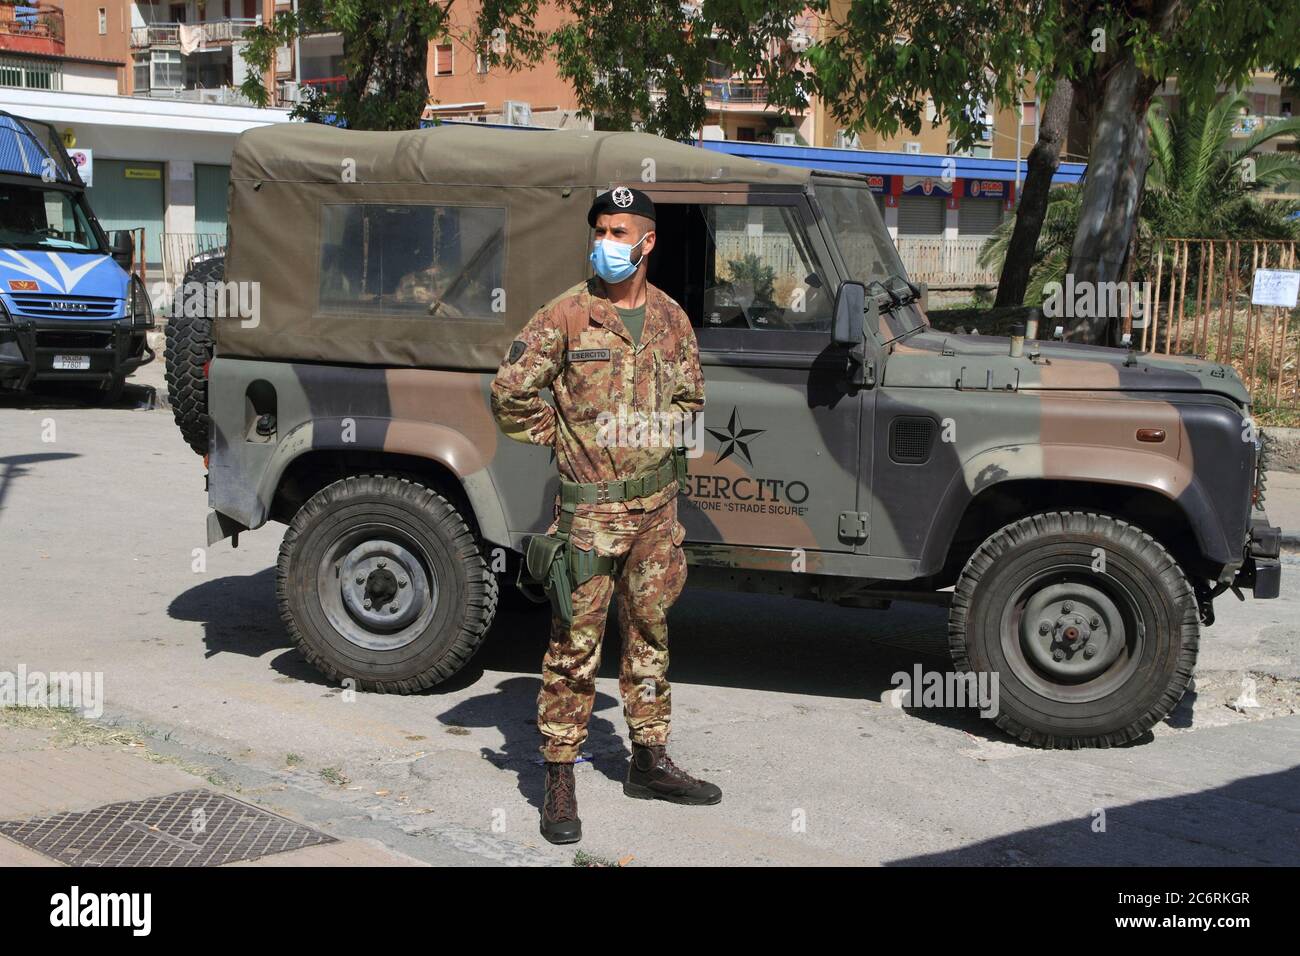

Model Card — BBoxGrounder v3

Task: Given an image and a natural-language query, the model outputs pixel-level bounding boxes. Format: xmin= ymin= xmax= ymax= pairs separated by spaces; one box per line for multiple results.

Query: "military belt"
xmin=558 ymin=454 xmax=680 ymax=507
xmin=520 ymin=449 xmax=691 ymax=625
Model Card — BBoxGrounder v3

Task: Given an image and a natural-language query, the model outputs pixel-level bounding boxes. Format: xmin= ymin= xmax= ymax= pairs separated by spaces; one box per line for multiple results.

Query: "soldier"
xmin=491 ymin=186 xmax=722 ymax=845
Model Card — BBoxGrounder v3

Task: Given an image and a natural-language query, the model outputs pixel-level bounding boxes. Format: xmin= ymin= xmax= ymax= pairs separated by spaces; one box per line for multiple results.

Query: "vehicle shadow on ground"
xmin=888 ymin=764 xmax=1300 ymax=865
xmin=167 ymin=567 xmax=313 ymax=674
xmin=0 ymin=381 xmax=158 ymax=411
xmin=169 ymin=569 xmax=1133 ymax=754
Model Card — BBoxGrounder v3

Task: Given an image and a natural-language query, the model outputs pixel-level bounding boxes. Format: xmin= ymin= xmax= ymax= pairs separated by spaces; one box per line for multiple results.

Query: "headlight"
xmin=129 ymin=275 xmax=154 ymax=328
xmin=0 ymin=296 xmax=11 ymax=327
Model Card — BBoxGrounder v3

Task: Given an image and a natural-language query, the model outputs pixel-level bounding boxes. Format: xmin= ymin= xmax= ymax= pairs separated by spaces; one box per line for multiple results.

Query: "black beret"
xmin=587 ymin=186 xmax=656 ymax=226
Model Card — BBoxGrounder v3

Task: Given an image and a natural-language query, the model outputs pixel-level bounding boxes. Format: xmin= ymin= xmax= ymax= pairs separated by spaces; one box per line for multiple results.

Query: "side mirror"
xmin=832 ymin=280 xmax=866 ymax=346
xmin=111 ymin=231 xmax=133 ymax=270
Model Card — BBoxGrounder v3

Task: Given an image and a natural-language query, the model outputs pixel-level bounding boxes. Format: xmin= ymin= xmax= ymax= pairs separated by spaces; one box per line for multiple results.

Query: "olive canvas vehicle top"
xmin=168 ymin=121 xmax=1282 ymax=749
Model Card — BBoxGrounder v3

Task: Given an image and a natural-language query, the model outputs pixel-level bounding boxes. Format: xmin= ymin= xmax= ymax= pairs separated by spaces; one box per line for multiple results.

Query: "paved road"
xmin=1 ymin=378 xmax=1297 ymax=866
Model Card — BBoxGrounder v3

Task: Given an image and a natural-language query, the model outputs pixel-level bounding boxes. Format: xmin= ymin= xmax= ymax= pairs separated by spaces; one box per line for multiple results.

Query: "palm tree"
xmin=979 ymin=92 xmax=1300 ymax=303
xmin=1145 ymin=92 xmax=1300 ymax=238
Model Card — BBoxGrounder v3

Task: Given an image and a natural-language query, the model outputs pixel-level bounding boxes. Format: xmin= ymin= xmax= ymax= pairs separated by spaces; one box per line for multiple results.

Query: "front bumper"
xmin=1233 ymin=511 xmax=1282 ymax=599
xmin=0 ymin=317 xmax=153 ymax=391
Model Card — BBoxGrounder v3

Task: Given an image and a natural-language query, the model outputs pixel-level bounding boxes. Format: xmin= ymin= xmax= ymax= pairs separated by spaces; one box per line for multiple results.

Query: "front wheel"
xmin=277 ymin=475 xmax=499 ymax=692
xmin=949 ymin=511 xmax=1199 ymax=748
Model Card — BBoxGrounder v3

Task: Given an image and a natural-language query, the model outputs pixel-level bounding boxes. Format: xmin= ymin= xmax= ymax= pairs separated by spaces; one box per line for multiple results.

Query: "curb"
xmin=1281 ymin=532 xmax=1300 ymax=553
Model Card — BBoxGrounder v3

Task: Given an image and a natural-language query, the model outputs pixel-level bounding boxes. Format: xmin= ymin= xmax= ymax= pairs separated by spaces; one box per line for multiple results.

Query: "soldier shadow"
xmin=436 ymin=675 xmax=629 ymax=809
xmin=0 ymin=452 xmax=81 ymax=520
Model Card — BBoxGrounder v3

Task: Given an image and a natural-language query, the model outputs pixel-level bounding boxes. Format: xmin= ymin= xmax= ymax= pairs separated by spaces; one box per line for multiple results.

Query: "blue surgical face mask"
xmin=590 ymin=233 xmax=648 ymax=283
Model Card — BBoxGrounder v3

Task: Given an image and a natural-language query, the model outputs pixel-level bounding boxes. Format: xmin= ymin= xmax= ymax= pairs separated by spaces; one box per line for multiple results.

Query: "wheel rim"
xmin=1000 ymin=564 xmax=1144 ymax=703
xmin=316 ymin=524 xmax=438 ymax=652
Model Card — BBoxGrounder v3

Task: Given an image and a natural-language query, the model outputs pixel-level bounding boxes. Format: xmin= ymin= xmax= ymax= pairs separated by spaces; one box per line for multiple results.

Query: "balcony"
xmin=137 ymin=85 xmax=256 ymax=106
xmin=279 ymin=75 xmax=347 ymax=107
xmin=0 ymin=3 xmax=64 ymax=56
xmin=703 ymin=78 xmax=771 ymax=108
xmin=130 ymin=18 xmax=258 ymax=50
xmin=1230 ymin=114 xmax=1295 ymax=138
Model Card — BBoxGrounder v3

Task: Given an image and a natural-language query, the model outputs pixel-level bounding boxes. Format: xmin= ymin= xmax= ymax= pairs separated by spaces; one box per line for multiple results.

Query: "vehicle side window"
xmin=702 ymin=205 xmax=831 ymax=333
xmin=645 ymin=201 xmax=832 ymax=335
xmin=318 ymin=203 xmax=505 ymax=319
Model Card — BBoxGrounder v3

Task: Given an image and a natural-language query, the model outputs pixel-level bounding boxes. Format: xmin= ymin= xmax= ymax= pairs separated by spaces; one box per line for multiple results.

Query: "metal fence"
xmin=161 ymin=232 xmax=226 ymax=289
xmin=1142 ymin=239 xmax=1299 ymax=410
xmin=897 ymin=236 xmax=998 ymax=287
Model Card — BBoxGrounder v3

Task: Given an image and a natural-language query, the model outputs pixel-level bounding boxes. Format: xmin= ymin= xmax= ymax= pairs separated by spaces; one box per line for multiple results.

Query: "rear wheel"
xmin=949 ymin=511 xmax=1198 ymax=748
xmin=278 ymin=475 xmax=498 ymax=692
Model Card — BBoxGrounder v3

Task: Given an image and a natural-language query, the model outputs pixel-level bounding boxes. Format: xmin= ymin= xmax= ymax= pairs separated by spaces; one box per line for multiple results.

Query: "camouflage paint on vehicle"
xmin=208 ymin=318 xmax=1258 ymax=596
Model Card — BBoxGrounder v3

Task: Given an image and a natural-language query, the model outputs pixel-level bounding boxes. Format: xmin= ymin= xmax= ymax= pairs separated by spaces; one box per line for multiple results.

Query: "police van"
xmin=0 ymin=112 xmax=154 ymax=402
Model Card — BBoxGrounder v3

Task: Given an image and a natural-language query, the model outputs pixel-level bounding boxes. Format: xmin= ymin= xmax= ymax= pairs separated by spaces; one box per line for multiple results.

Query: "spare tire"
xmin=165 ymin=255 xmax=224 ymax=456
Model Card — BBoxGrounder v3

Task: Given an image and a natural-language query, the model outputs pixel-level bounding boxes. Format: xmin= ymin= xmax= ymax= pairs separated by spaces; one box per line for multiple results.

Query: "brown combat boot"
xmin=624 ymin=743 xmax=722 ymax=805
xmin=540 ymin=761 xmax=582 ymax=844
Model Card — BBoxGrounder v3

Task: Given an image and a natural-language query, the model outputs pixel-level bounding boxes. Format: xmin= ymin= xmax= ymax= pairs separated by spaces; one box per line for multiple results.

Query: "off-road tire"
xmin=278 ymin=475 xmax=499 ymax=692
xmin=949 ymin=511 xmax=1199 ymax=748
xmin=164 ymin=255 xmax=223 ymax=455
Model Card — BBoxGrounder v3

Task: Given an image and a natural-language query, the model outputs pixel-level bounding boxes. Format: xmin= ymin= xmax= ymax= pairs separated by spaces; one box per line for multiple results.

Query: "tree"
xmin=479 ymin=1 xmax=1300 ymax=342
xmin=238 ymin=0 xmax=452 ymax=131
xmin=1144 ymin=93 xmax=1300 ymax=238
xmin=994 ymin=81 xmax=1075 ymax=307
xmin=978 ymin=92 xmax=1300 ymax=305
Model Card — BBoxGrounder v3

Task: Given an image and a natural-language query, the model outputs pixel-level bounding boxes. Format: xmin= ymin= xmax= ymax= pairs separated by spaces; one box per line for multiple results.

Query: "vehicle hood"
xmin=884 ymin=329 xmax=1250 ymax=405
xmin=0 ymin=249 xmax=126 ymax=298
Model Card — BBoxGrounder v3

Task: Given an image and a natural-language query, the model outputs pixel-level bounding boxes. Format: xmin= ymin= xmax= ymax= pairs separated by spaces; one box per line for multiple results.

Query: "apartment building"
xmin=0 ymin=1 xmax=290 ymax=281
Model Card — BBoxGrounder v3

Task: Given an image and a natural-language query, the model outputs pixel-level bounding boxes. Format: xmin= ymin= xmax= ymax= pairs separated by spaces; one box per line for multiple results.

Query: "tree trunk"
xmin=993 ymin=81 xmax=1074 ymax=307
xmin=1066 ymin=52 xmax=1157 ymax=344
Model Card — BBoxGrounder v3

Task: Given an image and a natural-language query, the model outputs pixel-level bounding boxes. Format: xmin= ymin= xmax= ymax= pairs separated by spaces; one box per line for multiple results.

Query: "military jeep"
xmin=168 ymin=122 xmax=1281 ymax=748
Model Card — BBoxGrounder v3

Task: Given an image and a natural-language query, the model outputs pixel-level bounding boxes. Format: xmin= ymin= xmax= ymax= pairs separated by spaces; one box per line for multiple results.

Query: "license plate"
xmin=52 ymin=354 xmax=91 ymax=371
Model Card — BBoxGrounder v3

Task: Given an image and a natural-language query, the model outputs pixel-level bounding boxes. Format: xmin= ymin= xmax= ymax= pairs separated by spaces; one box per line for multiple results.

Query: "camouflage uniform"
xmin=491 ymin=276 xmax=705 ymax=763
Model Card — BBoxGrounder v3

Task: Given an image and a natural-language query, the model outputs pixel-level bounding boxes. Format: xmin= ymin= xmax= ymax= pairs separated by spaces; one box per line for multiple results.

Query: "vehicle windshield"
xmin=814 ymin=178 xmax=923 ymax=332
xmin=0 ymin=183 xmax=104 ymax=254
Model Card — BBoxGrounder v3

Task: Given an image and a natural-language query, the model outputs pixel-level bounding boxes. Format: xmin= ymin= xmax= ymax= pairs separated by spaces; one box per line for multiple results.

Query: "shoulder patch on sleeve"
xmin=508 ymin=340 xmax=527 ymax=364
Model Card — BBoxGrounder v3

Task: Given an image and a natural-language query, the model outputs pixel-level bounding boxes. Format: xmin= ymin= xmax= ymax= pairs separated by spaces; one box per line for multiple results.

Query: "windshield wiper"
xmin=885 ymin=274 xmax=921 ymax=306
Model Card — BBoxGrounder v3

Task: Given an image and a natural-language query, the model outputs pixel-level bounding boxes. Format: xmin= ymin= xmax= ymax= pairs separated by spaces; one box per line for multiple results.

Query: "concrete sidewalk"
xmin=0 ymin=709 xmax=428 ymax=868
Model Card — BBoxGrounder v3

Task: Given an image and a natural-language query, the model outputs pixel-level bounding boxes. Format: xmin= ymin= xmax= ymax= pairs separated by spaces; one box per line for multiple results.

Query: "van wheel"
xmin=164 ymin=255 xmax=223 ymax=455
xmin=277 ymin=475 xmax=499 ymax=693
xmin=949 ymin=512 xmax=1198 ymax=748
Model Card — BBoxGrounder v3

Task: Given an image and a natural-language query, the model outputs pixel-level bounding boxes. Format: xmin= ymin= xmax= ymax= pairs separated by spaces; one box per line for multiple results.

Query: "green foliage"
xmin=1145 ymin=93 xmax=1300 ymax=239
xmin=979 ymin=185 xmax=1088 ymax=305
xmin=238 ymin=0 xmax=451 ymax=131
xmin=723 ymin=253 xmax=777 ymax=303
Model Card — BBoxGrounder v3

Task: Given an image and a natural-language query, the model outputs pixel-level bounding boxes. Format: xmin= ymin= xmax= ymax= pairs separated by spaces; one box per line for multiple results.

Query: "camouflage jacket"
xmin=491 ymin=277 xmax=705 ymax=512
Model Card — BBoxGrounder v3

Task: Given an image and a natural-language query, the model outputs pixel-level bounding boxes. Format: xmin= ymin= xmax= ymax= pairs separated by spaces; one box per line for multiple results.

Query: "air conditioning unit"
xmin=503 ymin=100 xmax=532 ymax=127
xmin=834 ymin=129 xmax=861 ymax=149
xmin=904 ymin=141 xmax=922 ymax=154
xmin=774 ymin=130 xmax=798 ymax=146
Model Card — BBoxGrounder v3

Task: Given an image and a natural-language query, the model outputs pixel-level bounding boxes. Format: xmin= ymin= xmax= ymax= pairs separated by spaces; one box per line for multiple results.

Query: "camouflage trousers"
xmin=537 ymin=495 xmax=688 ymax=763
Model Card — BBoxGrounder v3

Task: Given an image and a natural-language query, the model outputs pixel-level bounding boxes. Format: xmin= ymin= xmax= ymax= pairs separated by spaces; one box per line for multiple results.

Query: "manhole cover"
xmin=0 ymin=789 xmax=336 ymax=867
